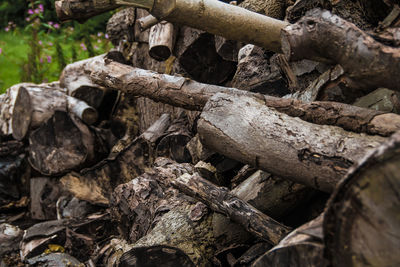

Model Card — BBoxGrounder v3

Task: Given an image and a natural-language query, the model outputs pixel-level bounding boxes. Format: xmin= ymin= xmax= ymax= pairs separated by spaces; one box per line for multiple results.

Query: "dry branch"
xmin=281 ymin=9 xmax=400 ymax=91
xmin=85 ymin=56 xmax=400 ymax=137
xmin=55 ymin=0 xmax=120 ymax=22
xmin=172 ymin=173 xmax=292 ymax=245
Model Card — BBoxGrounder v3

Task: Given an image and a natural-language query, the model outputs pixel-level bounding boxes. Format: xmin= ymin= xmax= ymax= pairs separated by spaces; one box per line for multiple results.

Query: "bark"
xmin=60 ymin=114 xmax=172 ymax=205
xmin=0 ymin=83 xmax=98 ymax=140
xmin=252 ymin=215 xmax=327 ymax=267
xmin=85 ymin=57 xmax=400 ymax=137
xmin=172 ymin=173 xmax=292 ymax=245
xmin=174 ymin=26 xmax=236 ymax=84
xmin=106 ymin=7 xmax=136 ymax=47
xmin=198 ymin=93 xmax=385 ymax=192
xmin=281 ymin=9 xmax=400 ymax=92
xmin=149 ymin=21 xmax=175 ymax=61
xmin=108 ymin=159 xmax=216 ymax=266
xmin=55 ymin=0 xmax=120 ymax=22
xmin=324 ymin=131 xmax=400 ymax=267
xmin=28 ymin=111 xmax=108 ymax=176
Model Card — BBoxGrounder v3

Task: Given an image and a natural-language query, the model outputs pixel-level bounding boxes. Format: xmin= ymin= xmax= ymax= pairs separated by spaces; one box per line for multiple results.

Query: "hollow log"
xmin=324 ymin=131 xmax=400 ymax=267
xmin=149 ymin=21 xmax=175 ymax=61
xmin=281 ymin=9 xmax=400 ymax=92
xmin=28 ymin=111 xmax=108 ymax=176
xmin=252 ymin=215 xmax=327 ymax=267
xmin=107 ymin=158 xmax=215 ymax=266
xmin=55 ymin=0 xmax=120 ymax=22
xmin=86 ymin=57 xmax=400 ymax=137
xmin=198 ymin=93 xmax=386 ymax=192
xmin=60 ymin=114 xmax=172 ymax=206
xmin=173 ymin=173 xmax=292 ymax=245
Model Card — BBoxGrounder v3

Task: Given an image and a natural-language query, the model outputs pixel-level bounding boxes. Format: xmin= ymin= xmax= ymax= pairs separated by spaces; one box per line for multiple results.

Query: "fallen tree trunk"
xmin=324 ymin=131 xmax=400 ymax=267
xmin=252 ymin=215 xmax=327 ymax=267
xmin=55 ymin=0 xmax=120 ymax=22
xmin=281 ymin=9 xmax=400 ymax=92
xmin=85 ymin=57 xmax=400 ymax=137
xmin=197 ymin=93 xmax=385 ymax=192
xmin=173 ymin=173 xmax=292 ymax=245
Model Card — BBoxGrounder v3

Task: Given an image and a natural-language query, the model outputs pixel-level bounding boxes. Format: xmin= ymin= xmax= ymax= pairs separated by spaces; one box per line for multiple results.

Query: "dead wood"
xmin=281 ymin=9 xmax=400 ymax=92
xmin=198 ymin=93 xmax=385 ymax=192
xmin=172 ymin=173 xmax=292 ymax=245
xmin=324 ymin=131 xmax=400 ymax=267
xmin=252 ymin=215 xmax=327 ymax=267
xmin=30 ymin=177 xmax=62 ymax=220
xmin=55 ymin=0 xmax=120 ymax=22
xmin=137 ymin=14 xmax=159 ymax=31
xmin=60 ymin=113 xmax=172 ymax=206
xmin=108 ymin=158 xmax=215 ymax=266
xmin=28 ymin=111 xmax=108 ymax=176
xmin=149 ymin=21 xmax=175 ymax=61
xmin=85 ymin=57 xmax=400 ymax=137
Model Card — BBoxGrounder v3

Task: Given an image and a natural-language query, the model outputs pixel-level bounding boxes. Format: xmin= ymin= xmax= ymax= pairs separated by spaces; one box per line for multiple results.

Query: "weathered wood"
xmin=60 ymin=114 xmax=172 ymax=205
xmin=324 ymin=131 xmax=400 ymax=267
xmin=252 ymin=215 xmax=327 ymax=267
xmin=0 ymin=224 xmax=23 ymax=256
xmin=106 ymin=7 xmax=136 ymax=48
xmin=281 ymin=9 xmax=400 ymax=91
xmin=30 ymin=177 xmax=62 ymax=220
xmin=149 ymin=21 xmax=175 ymax=61
xmin=137 ymin=14 xmax=159 ymax=31
xmin=55 ymin=0 xmax=120 ymax=22
xmin=172 ymin=173 xmax=292 ymax=245
xmin=86 ymin=57 xmax=400 ymax=137
xmin=108 ymin=158 xmax=215 ymax=266
xmin=28 ymin=111 xmax=108 ymax=176
xmin=198 ymin=93 xmax=385 ymax=192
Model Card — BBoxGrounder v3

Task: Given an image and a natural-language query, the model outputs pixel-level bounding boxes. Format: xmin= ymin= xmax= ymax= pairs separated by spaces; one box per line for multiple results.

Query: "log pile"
xmin=1 ymin=0 xmax=400 ymax=266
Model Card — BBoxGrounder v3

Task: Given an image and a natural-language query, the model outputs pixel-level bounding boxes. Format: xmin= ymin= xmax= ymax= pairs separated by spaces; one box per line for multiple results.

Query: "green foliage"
xmin=0 ymin=0 xmax=113 ymax=93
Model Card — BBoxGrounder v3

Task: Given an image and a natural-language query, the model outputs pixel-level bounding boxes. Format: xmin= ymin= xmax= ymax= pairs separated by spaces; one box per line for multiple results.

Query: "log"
xmin=137 ymin=14 xmax=159 ymax=31
xmin=0 ymin=224 xmax=23 ymax=256
xmin=28 ymin=111 xmax=108 ymax=176
xmin=252 ymin=215 xmax=327 ymax=267
xmin=0 ymin=83 xmax=98 ymax=140
xmin=324 ymin=131 xmax=400 ymax=267
xmin=55 ymin=0 xmax=120 ymax=22
xmin=197 ymin=93 xmax=386 ymax=192
xmin=108 ymin=158 xmax=216 ymax=266
xmin=60 ymin=114 xmax=172 ymax=205
xmin=172 ymin=173 xmax=292 ymax=245
xmin=105 ymin=7 xmax=136 ymax=47
xmin=86 ymin=57 xmax=400 ymax=137
xmin=281 ymin=9 xmax=400 ymax=92
xmin=30 ymin=177 xmax=62 ymax=220
xmin=149 ymin=21 xmax=175 ymax=61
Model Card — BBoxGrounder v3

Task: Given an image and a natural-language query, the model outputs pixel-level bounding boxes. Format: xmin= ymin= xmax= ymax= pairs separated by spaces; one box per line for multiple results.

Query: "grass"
xmin=0 ymin=29 xmax=111 ymax=93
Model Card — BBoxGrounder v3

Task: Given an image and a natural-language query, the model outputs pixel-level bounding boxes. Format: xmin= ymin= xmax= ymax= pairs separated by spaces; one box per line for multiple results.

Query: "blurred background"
xmin=0 ymin=0 xmax=113 ymax=93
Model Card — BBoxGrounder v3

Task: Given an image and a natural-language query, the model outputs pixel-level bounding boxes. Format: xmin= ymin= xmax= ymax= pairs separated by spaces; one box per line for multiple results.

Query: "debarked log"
xmin=324 ymin=131 xmax=400 ymax=267
xmin=149 ymin=21 xmax=175 ymax=61
xmin=281 ymin=9 xmax=400 ymax=92
xmin=85 ymin=57 xmax=400 ymax=137
xmin=172 ymin=173 xmax=292 ymax=245
xmin=0 ymin=83 xmax=97 ymax=140
xmin=55 ymin=0 xmax=120 ymax=22
xmin=197 ymin=93 xmax=386 ymax=192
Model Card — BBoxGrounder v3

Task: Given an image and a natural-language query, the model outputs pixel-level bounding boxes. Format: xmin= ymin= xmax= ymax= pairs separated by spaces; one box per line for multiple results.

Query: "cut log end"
xmin=11 ymin=86 xmax=32 ymax=140
xmin=149 ymin=46 xmax=172 ymax=61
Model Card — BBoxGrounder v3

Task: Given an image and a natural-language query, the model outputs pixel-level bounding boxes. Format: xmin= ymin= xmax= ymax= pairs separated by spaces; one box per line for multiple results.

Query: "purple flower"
xmin=80 ymin=43 xmax=87 ymax=51
xmin=4 ymin=27 xmax=9 ymax=32
xmin=0 ymin=48 xmax=2 ymax=55
xmin=48 ymin=21 xmax=53 ymax=26
xmin=39 ymin=4 xmax=44 ymax=12
xmin=105 ymin=34 xmax=109 ymax=39
xmin=47 ymin=55 xmax=52 ymax=63
xmin=94 ymin=45 xmax=99 ymax=50
xmin=48 ymin=42 xmax=53 ymax=46
xmin=40 ymin=58 xmax=44 ymax=63
xmin=54 ymin=23 xmax=60 ymax=29
xmin=26 ymin=17 xmax=31 ymax=22
xmin=38 ymin=40 xmax=43 ymax=45
xmin=97 ymin=39 xmax=101 ymax=43
xmin=97 ymin=32 xmax=102 ymax=37
xmin=28 ymin=9 xmax=34 ymax=15
xmin=34 ymin=9 xmax=40 ymax=14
